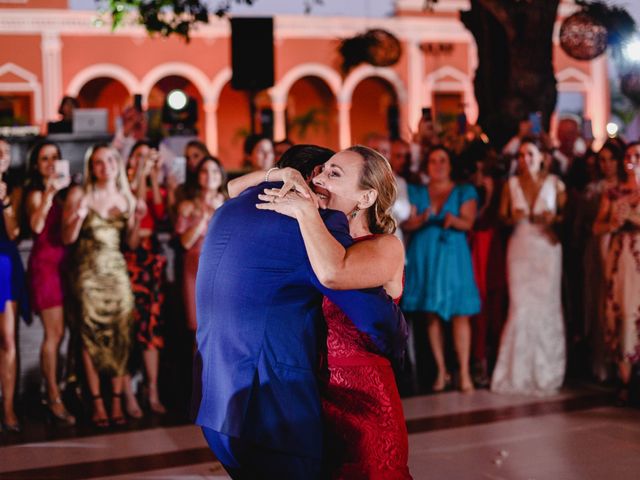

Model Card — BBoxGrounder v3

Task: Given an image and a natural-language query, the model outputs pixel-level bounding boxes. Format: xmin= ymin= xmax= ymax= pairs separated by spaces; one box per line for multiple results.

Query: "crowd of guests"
xmin=1 ymin=111 xmax=639 ymax=433
xmin=378 ymin=115 xmax=640 ymax=405
xmin=0 ymin=133 xmax=237 ymax=432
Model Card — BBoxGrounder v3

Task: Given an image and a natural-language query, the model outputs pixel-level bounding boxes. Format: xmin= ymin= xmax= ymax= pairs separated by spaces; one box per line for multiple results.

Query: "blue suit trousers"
xmin=202 ymin=427 xmax=323 ymax=480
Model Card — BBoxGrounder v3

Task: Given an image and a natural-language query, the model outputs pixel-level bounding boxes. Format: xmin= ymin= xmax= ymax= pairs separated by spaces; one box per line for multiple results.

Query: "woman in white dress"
xmin=491 ymin=139 xmax=567 ymax=396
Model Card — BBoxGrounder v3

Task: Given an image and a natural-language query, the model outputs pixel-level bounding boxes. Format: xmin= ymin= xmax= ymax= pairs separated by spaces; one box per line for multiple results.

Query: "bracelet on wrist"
xmin=265 ymin=167 xmax=279 ymax=183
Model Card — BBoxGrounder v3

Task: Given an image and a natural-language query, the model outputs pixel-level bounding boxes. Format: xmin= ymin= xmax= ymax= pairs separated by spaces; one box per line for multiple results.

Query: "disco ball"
xmin=559 ymin=12 xmax=608 ymax=61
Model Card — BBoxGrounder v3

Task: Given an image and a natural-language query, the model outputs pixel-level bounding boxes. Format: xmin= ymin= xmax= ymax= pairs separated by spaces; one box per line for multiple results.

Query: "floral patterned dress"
xmin=605 ymin=186 xmax=640 ymax=363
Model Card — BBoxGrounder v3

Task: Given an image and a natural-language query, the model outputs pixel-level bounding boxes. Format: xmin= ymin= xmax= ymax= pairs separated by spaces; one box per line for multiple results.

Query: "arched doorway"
xmin=77 ymin=77 xmax=130 ymax=133
xmin=286 ymin=76 xmax=338 ymax=150
xmin=350 ymin=77 xmax=399 ymax=144
xmin=146 ymin=75 xmax=205 ymax=148
xmin=215 ymin=83 xmax=257 ymax=170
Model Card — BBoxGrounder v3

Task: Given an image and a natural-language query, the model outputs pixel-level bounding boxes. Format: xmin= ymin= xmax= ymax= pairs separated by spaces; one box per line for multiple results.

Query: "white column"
xmin=204 ymin=99 xmax=218 ymax=156
xmin=272 ymin=100 xmax=287 ymax=142
xmin=338 ymin=100 xmax=351 ymax=150
xmin=589 ymin=54 xmax=609 ymax=150
xmin=407 ymin=38 xmax=424 ymax=136
xmin=41 ymin=31 xmax=63 ymax=121
xmin=466 ymin=40 xmax=479 ymax=124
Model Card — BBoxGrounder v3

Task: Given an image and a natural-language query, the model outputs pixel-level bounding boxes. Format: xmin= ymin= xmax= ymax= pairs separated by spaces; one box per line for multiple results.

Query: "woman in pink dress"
xmin=175 ymin=157 xmax=226 ymax=332
xmin=24 ymin=140 xmax=75 ymax=425
xmin=257 ymin=146 xmax=411 ymax=479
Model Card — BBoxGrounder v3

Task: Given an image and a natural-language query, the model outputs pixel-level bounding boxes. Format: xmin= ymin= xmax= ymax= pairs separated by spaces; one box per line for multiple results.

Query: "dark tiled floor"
xmin=2 ymin=386 xmax=638 ymax=479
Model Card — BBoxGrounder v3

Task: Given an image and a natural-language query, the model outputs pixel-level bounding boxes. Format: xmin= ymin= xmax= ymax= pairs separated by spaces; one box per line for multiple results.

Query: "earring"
xmin=349 ymin=207 xmax=359 ymax=219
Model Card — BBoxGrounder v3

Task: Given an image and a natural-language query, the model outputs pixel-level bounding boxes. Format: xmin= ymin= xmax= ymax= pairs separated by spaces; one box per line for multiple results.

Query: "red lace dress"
xmin=321 ymin=244 xmax=411 ymax=479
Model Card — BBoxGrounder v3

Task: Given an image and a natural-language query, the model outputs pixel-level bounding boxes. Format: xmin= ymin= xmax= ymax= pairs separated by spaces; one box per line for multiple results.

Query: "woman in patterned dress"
xmin=122 ymin=141 xmax=167 ymax=417
xmin=594 ymin=141 xmax=640 ymax=405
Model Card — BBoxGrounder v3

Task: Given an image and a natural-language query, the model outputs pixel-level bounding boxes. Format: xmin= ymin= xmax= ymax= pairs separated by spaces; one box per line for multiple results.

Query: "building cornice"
xmin=0 ymin=9 xmax=473 ymax=42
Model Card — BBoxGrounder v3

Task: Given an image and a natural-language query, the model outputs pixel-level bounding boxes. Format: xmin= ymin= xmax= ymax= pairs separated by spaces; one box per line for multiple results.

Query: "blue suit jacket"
xmin=193 ymin=182 xmax=406 ymax=459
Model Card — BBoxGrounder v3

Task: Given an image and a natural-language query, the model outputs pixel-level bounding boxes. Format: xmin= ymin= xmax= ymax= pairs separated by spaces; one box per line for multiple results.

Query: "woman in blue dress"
xmin=0 ymin=137 xmax=29 ymax=431
xmin=402 ymin=146 xmax=480 ymax=392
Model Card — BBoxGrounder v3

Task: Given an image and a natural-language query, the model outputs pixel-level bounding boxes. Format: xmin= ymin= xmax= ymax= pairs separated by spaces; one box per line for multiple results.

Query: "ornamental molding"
xmin=0 ymin=9 xmax=473 ymax=43
xmin=556 ymin=67 xmax=593 ymax=89
xmin=0 ymin=61 xmax=43 ymax=122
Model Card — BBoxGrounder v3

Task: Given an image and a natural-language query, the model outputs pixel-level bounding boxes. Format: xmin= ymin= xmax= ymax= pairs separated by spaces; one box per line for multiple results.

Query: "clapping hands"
xmin=402 ymin=205 xmax=430 ymax=232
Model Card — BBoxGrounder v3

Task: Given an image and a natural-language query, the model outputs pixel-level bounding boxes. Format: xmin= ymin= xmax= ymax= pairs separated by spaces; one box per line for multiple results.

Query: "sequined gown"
xmin=74 ymin=210 xmax=134 ymax=376
xmin=321 ymin=237 xmax=411 ymax=479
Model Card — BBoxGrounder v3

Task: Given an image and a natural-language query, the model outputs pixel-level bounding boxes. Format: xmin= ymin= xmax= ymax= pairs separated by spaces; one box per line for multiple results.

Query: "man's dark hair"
xmin=276 ymin=144 xmax=335 ymax=179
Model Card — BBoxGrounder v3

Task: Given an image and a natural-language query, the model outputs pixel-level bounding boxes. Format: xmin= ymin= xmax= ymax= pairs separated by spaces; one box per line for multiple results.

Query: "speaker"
xmin=231 ymin=17 xmax=275 ymax=91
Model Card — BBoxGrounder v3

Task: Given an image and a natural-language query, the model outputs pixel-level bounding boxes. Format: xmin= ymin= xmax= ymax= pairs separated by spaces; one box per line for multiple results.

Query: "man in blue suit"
xmin=193 ymin=146 xmax=406 ymax=479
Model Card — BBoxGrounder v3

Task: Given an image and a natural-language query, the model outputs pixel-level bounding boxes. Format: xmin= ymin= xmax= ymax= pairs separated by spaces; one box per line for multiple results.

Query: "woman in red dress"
xmin=257 ymin=146 xmax=411 ymax=479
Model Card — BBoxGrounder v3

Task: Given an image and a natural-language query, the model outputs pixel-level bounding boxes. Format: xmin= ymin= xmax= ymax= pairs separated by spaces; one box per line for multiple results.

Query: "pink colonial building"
xmin=0 ymin=0 xmax=609 ymax=169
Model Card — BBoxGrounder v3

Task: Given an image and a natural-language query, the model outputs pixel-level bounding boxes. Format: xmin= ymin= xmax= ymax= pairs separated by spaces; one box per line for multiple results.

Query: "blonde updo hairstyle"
xmin=347 ymin=145 xmax=397 ymax=234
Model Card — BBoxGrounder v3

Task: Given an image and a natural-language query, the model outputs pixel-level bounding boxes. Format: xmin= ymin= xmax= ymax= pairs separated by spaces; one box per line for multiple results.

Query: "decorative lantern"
xmin=339 ymin=29 xmax=402 ymax=73
xmin=559 ymin=11 xmax=608 ymax=60
xmin=364 ymin=29 xmax=402 ymax=67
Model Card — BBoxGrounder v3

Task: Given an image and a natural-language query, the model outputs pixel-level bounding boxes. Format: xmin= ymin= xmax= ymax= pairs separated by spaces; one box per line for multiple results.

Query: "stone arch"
xmin=270 ymin=63 xmax=341 ymax=105
xmin=66 ymin=63 xmax=139 ymax=98
xmin=140 ymin=62 xmax=210 ymax=104
xmin=339 ymin=65 xmax=407 ymax=105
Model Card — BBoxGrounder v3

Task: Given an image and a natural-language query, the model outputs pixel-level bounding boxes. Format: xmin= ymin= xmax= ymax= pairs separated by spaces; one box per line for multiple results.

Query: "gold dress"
xmin=75 ymin=209 xmax=134 ymax=376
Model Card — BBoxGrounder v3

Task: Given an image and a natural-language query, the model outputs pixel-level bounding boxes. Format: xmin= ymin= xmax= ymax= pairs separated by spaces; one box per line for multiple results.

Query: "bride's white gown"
xmin=491 ymin=175 xmax=566 ymax=396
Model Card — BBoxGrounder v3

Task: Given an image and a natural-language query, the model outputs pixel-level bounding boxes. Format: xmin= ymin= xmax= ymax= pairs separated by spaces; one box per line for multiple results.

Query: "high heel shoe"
xmin=46 ymin=397 xmax=76 ymax=426
xmin=110 ymin=393 xmax=127 ymax=427
xmin=90 ymin=395 xmax=109 ymax=429
xmin=432 ymin=373 xmax=451 ymax=393
xmin=2 ymin=410 xmax=21 ymax=433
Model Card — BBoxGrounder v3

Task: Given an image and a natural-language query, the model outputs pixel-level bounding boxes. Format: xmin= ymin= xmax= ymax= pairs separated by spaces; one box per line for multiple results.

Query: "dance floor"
xmin=1 ymin=386 xmax=639 ymax=479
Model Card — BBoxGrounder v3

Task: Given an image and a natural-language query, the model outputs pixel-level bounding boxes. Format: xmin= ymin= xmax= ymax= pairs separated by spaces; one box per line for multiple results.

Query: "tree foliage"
xmin=103 ymin=0 xmax=323 ymax=41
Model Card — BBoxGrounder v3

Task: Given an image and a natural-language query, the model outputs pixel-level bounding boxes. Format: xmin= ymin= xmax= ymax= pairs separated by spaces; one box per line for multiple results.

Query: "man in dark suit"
xmin=193 ymin=146 xmax=406 ymax=479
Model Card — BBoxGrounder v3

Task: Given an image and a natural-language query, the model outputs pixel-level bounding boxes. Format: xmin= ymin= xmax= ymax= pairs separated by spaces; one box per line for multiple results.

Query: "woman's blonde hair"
xmin=83 ymin=143 xmax=135 ymax=213
xmin=347 ymin=145 xmax=397 ymax=234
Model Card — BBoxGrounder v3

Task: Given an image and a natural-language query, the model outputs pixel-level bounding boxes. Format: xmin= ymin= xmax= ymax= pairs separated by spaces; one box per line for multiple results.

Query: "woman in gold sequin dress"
xmin=63 ymin=144 xmax=145 ymax=427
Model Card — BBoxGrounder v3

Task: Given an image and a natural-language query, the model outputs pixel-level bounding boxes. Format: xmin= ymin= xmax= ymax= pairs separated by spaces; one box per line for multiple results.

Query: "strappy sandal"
xmin=110 ymin=393 xmax=127 ymax=427
xmin=46 ymin=397 xmax=76 ymax=426
xmin=91 ymin=395 xmax=109 ymax=429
